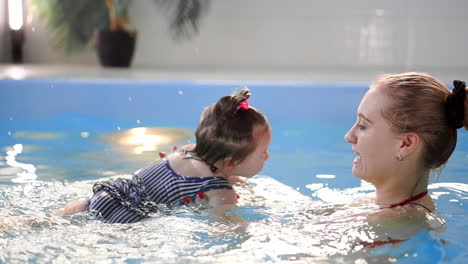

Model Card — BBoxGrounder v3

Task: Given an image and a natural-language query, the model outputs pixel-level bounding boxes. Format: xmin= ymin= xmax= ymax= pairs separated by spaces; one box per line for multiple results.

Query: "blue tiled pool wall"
xmin=0 ymin=79 xmax=367 ymax=123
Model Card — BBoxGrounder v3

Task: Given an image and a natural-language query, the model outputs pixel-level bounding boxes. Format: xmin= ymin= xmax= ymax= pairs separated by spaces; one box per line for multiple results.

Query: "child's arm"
xmin=204 ymin=189 xmax=238 ymax=216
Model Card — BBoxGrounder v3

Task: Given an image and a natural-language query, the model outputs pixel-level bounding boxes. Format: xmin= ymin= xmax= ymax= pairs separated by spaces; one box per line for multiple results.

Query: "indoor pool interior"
xmin=0 ymin=77 xmax=467 ymax=263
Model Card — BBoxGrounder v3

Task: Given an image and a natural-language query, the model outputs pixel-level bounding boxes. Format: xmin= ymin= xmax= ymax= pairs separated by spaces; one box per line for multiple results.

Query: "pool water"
xmin=0 ymin=79 xmax=467 ymax=263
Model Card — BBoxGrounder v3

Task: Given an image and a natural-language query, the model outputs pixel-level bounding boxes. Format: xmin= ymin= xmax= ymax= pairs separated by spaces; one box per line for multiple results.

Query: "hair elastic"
xmin=237 ymin=100 xmax=249 ymax=111
xmin=446 ymin=80 xmax=466 ymax=129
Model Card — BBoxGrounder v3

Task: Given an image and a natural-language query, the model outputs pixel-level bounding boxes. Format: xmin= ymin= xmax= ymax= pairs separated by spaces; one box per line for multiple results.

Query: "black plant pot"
xmin=97 ymin=30 xmax=136 ymax=68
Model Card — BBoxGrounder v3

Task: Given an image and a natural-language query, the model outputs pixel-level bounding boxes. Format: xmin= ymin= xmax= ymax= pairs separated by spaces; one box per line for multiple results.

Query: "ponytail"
xmin=464 ymin=86 xmax=468 ymax=130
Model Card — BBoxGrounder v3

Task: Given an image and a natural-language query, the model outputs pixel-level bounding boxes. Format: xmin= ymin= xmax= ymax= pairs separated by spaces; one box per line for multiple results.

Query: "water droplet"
xmin=117 ymin=126 xmax=121 ymax=131
xmin=9 ymin=116 xmax=12 ymax=121
xmin=31 ymin=27 xmax=35 ymax=32
xmin=80 ymin=132 xmax=89 ymax=138
xmin=315 ymin=174 xmax=336 ymax=179
xmin=178 ymin=90 xmax=183 ymax=95
xmin=296 ymin=187 xmax=300 ymax=191
xmin=51 ymin=84 xmax=55 ymax=88
xmin=128 ymin=97 xmax=133 ymax=102
xmin=136 ymin=120 xmax=141 ymax=124
xmin=7 ymin=131 xmax=11 ymax=136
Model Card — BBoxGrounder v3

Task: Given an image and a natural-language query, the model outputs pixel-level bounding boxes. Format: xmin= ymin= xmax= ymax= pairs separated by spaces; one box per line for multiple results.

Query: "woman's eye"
xmin=357 ymin=124 xmax=366 ymax=130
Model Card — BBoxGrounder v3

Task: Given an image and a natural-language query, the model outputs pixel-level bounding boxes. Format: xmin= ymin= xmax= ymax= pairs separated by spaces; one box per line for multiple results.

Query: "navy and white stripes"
xmin=87 ymin=159 xmax=233 ymax=223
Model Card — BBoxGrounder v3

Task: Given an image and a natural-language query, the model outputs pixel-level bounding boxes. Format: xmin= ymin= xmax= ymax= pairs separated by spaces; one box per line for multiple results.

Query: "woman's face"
xmin=344 ymin=88 xmax=401 ymax=184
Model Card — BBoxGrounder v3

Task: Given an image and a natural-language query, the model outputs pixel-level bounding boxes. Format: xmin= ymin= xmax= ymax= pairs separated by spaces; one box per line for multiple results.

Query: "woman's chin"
xmin=352 ymin=169 xmax=374 ymax=184
xmin=352 ymin=167 xmax=364 ymax=179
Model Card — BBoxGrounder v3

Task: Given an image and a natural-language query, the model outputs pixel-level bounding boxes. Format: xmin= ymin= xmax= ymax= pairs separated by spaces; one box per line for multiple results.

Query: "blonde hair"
xmin=373 ymin=72 xmax=467 ymax=169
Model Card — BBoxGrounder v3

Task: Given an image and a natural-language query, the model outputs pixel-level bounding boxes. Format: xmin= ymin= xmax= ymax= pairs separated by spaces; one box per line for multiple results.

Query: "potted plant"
xmin=29 ymin=0 xmax=209 ymax=67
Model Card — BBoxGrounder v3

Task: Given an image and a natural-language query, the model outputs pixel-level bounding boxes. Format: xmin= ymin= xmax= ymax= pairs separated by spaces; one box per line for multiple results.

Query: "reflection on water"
xmin=14 ymin=131 xmax=66 ymax=140
xmin=102 ymin=127 xmax=193 ymax=155
xmin=0 ymin=127 xmax=193 ymax=183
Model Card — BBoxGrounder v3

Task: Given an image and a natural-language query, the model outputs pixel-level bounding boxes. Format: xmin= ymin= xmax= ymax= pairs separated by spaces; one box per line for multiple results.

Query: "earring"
xmin=396 ymin=153 xmax=404 ymax=161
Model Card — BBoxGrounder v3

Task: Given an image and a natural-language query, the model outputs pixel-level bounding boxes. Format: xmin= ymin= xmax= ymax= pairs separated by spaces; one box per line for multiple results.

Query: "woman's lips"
xmin=353 ymin=156 xmax=362 ymax=167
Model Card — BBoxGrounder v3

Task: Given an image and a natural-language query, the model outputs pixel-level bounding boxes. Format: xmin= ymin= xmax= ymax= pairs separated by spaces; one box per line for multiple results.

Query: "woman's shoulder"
xmin=367 ymin=204 xmax=432 ymax=225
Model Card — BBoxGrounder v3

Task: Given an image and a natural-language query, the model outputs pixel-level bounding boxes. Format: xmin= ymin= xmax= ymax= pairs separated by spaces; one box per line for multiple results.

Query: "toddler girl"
xmin=63 ymin=88 xmax=271 ymax=223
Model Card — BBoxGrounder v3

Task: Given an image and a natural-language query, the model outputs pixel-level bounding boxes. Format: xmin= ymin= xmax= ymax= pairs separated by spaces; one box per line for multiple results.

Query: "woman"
xmin=345 ymin=72 xmax=467 ymax=220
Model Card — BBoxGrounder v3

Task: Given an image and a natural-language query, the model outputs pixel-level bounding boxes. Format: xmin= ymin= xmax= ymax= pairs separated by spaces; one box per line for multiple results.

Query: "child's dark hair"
xmin=194 ymin=88 xmax=269 ymax=172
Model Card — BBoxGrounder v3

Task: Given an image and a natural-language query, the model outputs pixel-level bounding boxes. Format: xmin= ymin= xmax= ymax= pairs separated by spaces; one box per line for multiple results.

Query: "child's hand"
xmin=56 ymin=198 xmax=89 ymax=216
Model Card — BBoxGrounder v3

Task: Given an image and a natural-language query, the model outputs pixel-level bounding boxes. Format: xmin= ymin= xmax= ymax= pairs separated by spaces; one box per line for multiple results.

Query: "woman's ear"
xmin=399 ymin=132 xmax=421 ymax=159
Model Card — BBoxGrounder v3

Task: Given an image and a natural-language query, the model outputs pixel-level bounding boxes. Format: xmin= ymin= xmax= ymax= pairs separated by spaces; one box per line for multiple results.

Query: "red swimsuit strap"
xmin=359 ymin=190 xmax=429 ymax=249
xmin=358 ymin=238 xmax=405 ymax=248
xmin=384 ymin=190 xmax=428 ymax=209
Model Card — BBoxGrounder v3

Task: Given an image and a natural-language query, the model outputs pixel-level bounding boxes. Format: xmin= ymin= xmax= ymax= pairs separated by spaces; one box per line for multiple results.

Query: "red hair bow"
xmin=237 ymin=100 xmax=249 ymax=110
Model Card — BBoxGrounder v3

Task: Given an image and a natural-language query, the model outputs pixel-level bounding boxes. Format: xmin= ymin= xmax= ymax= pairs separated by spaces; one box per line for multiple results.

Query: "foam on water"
xmin=0 ymin=175 xmax=458 ymax=263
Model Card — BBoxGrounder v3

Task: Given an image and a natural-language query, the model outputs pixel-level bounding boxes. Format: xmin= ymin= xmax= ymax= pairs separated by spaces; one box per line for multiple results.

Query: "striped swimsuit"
xmin=87 ymin=158 xmax=233 ymax=223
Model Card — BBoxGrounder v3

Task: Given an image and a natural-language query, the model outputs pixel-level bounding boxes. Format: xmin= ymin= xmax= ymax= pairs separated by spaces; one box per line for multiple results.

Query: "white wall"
xmin=0 ymin=0 xmax=9 ymax=62
xmin=2 ymin=0 xmax=468 ymax=72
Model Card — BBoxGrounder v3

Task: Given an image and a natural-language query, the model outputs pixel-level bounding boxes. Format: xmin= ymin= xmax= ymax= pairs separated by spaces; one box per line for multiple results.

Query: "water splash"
xmin=0 ymin=177 xmax=462 ymax=263
xmin=4 ymin=144 xmax=37 ymax=183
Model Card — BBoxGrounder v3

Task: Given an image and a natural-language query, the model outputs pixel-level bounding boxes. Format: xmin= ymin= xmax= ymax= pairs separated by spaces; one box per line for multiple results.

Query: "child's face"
xmin=232 ymin=124 xmax=271 ymax=177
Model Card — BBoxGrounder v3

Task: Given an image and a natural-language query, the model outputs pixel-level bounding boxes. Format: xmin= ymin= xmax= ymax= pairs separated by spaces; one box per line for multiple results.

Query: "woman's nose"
xmin=344 ymin=128 xmax=356 ymax=144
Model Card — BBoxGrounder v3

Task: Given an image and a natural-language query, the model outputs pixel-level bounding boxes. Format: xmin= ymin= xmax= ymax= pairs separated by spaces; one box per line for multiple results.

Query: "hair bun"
xmin=236 ymin=87 xmax=251 ymax=101
xmin=446 ymin=80 xmax=466 ymax=129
